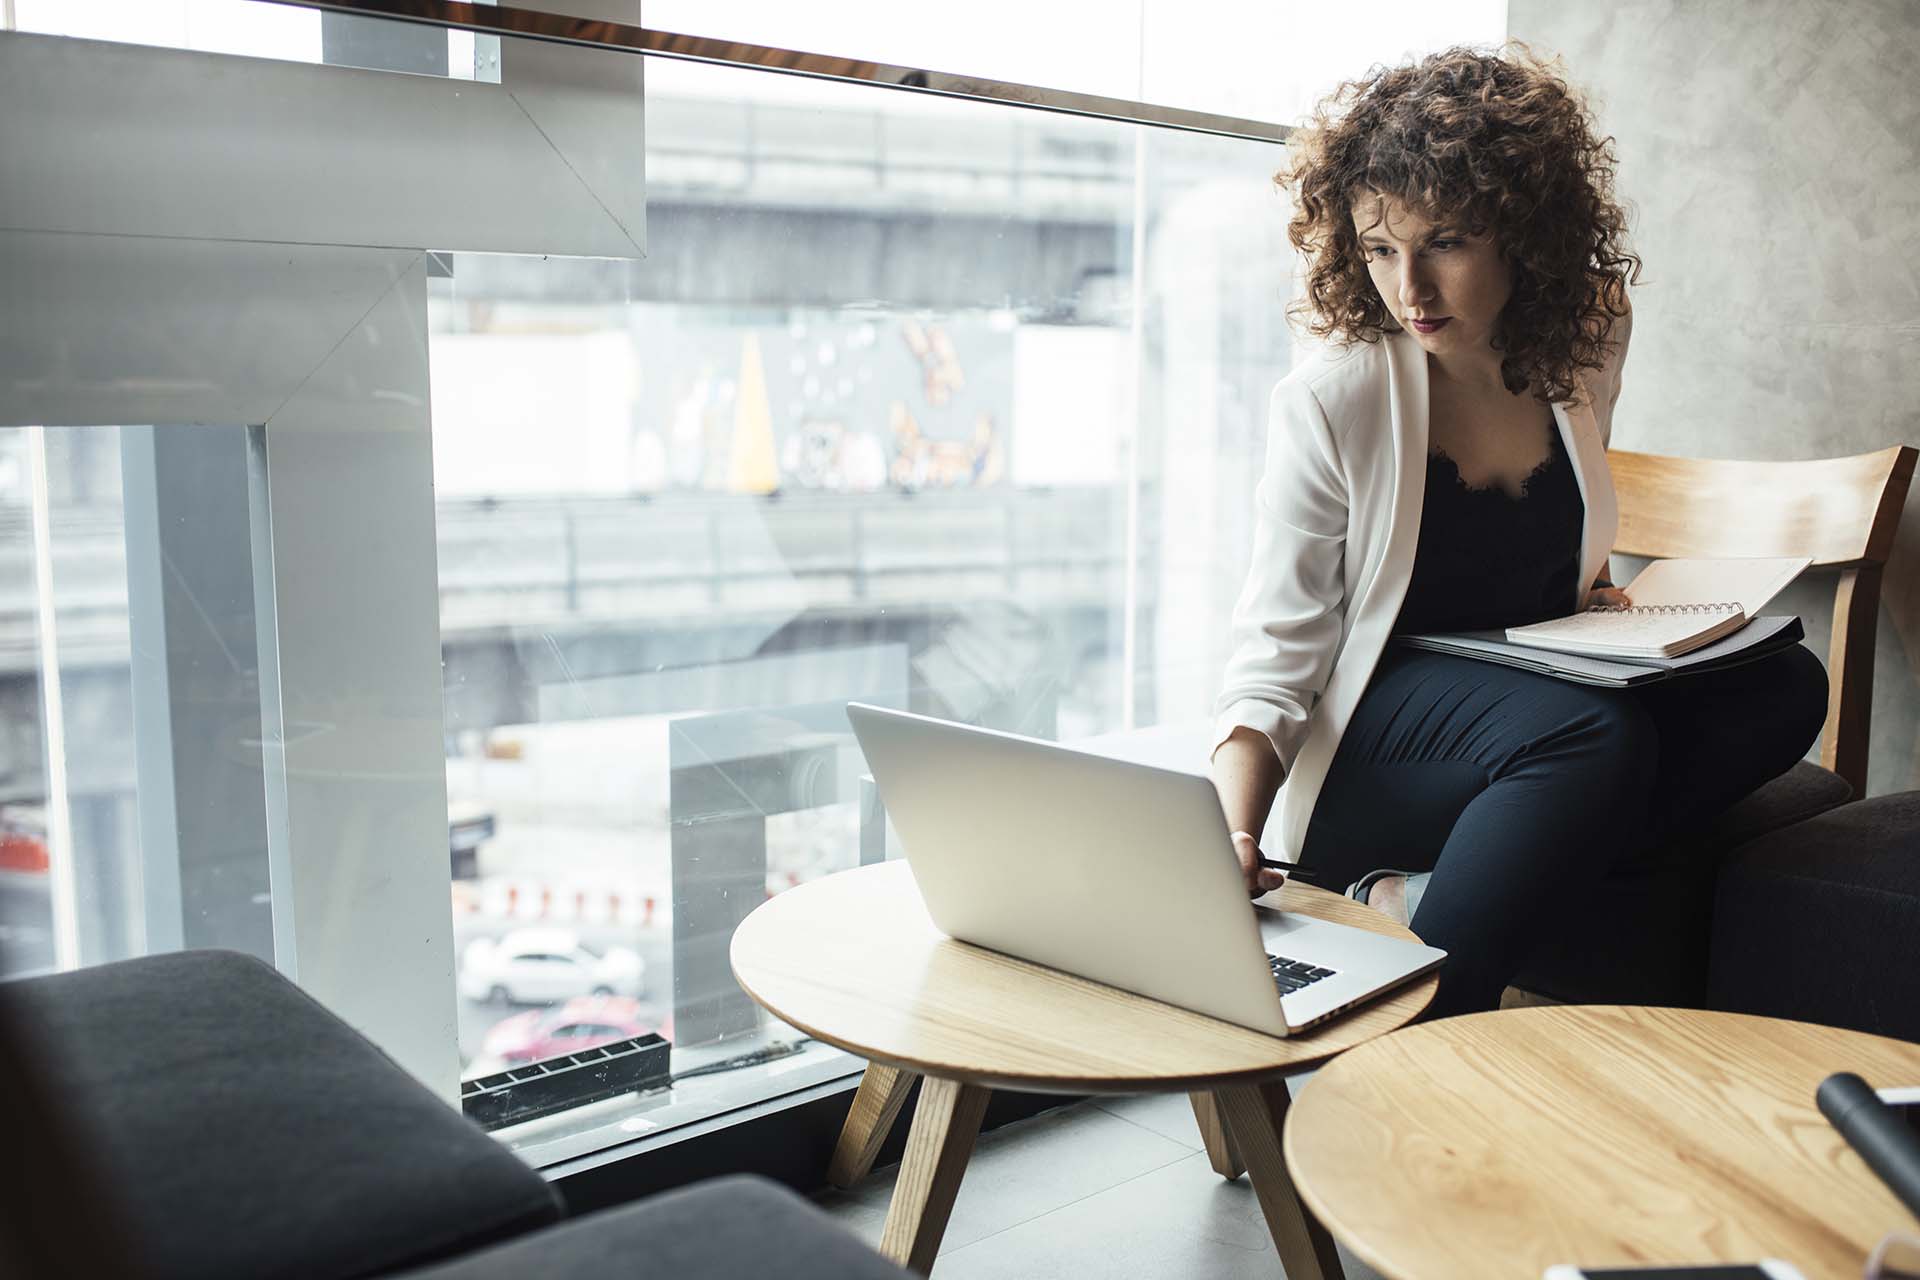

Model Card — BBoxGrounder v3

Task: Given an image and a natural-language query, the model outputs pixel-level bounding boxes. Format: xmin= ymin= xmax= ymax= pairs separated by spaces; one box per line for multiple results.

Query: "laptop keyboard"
xmin=1268 ymin=954 xmax=1338 ymax=997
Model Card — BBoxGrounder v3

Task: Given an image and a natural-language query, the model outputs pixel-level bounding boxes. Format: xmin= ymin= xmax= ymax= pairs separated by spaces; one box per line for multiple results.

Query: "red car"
xmin=481 ymin=995 xmax=668 ymax=1065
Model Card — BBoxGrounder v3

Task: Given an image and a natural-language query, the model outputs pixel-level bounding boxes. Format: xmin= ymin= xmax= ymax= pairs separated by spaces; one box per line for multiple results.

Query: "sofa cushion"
xmin=392 ymin=1176 xmax=909 ymax=1280
xmin=1710 ymin=790 xmax=1920 ymax=1042
xmin=1695 ymin=759 xmax=1852 ymax=854
xmin=6 ymin=949 xmax=562 ymax=1280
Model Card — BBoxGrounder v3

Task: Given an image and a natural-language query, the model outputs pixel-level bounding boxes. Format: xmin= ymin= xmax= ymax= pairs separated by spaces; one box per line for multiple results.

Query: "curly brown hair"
xmin=1280 ymin=44 xmax=1641 ymax=403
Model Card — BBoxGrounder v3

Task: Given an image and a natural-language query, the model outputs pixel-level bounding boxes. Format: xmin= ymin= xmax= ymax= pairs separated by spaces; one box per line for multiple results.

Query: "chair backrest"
xmin=1607 ymin=445 xmax=1917 ymax=794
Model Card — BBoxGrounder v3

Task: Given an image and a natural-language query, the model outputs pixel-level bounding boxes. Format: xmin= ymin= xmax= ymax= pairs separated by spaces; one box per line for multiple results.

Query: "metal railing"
xmin=260 ymin=0 xmax=1291 ymax=143
xmin=0 ymin=487 xmax=1131 ymax=671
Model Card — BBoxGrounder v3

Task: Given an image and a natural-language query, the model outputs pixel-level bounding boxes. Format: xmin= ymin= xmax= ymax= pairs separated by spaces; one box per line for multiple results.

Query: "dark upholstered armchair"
xmin=0 ymin=948 xmax=908 ymax=1280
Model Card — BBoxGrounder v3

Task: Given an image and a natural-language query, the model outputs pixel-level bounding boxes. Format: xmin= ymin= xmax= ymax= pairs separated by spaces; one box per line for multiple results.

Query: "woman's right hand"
xmin=1588 ymin=585 xmax=1633 ymax=610
xmin=1231 ymin=830 xmax=1288 ymax=899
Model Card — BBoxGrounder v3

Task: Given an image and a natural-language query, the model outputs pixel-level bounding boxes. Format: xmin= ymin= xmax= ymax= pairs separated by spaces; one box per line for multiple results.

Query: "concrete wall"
xmin=1511 ymin=0 xmax=1920 ymax=796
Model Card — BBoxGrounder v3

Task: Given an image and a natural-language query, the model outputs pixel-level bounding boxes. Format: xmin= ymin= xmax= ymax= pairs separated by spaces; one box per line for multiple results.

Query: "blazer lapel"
xmin=1555 ymin=397 xmax=1617 ymax=609
xmin=1382 ymin=331 xmax=1429 ymax=594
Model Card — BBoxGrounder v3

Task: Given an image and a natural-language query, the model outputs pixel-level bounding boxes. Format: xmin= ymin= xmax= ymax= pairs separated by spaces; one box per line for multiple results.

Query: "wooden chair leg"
xmin=1214 ymin=1082 xmax=1345 ymax=1280
xmin=828 ymin=1062 xmax=920 ymax=1188
xmin=878 ymin=1076 xmax=992 ymax=1275
xmin=1188 ymin=1090 xmax=1244 ymax=1180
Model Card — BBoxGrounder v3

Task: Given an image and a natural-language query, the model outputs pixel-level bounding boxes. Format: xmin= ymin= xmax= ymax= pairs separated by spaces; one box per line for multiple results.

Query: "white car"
xmin=458 ymin=928 xmax=645 ymax=1005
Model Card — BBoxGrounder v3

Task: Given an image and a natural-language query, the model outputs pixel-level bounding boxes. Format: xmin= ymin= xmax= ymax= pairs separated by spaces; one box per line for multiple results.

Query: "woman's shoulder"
xmin=1573 ymin=301 xmax=1633 ymax=415
xmin=1272 ymin=334 xmax=1395 ymax=432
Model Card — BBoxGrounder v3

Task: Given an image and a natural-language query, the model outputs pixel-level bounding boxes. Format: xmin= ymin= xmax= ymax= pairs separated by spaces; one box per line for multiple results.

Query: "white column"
xmin=252 ymin=257 xmax=461 ymax=1099
xmin=119 ymin=426 xmax=186 ymax=958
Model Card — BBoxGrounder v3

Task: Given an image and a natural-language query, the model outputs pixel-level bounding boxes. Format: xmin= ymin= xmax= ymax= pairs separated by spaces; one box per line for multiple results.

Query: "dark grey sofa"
xmin=0 ymin=948 xmax=908 ymax=1280
xmin=1710 ymin=788 xmax=1920 ymax=1043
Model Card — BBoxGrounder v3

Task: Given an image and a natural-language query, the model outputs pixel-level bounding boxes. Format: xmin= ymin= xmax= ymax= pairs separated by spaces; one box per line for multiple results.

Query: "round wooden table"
xmin=731 ymin=858 xmax=1436 ymax=1276
xmin=1283 ymin=1004 xmax=1920 ymax=1280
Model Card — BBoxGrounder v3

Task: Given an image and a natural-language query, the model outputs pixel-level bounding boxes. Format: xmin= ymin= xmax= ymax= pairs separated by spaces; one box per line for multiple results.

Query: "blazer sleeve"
xmin=1210 ymin=375 xmax=1350 ymax=775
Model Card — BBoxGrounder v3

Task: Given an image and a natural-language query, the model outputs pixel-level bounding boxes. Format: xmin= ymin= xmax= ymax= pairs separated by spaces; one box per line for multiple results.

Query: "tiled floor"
xmin=813 ymin=1085 xmax=1388 ymax=1279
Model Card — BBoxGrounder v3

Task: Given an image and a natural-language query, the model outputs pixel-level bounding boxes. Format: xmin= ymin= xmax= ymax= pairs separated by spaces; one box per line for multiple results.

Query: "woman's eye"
xmin=1367 ymin=245 xmax=1392 ymax=259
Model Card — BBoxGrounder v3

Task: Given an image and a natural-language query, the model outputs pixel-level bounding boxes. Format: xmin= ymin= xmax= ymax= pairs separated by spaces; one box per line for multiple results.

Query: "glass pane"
xmin=0 ymin=425 xmax=275 ymax=982
xmin=14 ymin=0 xmax=323 ymax=63
xmin=648 ymin=0 xmax=1506 ymax=124
xmin=0 ymin=428 xmax=58 ymax=977
xmin=1140 ymin=0 xmax=1507 ymax=125
xmin=645 ymin=0 xmax=1143 ymax=103
xmin=429 ymin=50 xmax=1305 ymax=1162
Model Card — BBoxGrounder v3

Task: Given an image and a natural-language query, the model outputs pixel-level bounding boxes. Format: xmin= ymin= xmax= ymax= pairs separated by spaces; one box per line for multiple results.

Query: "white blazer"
xmin=1213 ymin=314 xmax=1631 ymax=859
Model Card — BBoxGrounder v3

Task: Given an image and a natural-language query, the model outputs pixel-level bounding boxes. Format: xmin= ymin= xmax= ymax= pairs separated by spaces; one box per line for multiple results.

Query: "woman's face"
xmin=1353 ymin=192 xmax=1512 ymax=366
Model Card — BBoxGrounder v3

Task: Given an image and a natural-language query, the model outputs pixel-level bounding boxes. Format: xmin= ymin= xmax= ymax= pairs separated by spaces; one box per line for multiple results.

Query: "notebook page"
xmin=1620 ymin=556 xmax=1811 ymax=614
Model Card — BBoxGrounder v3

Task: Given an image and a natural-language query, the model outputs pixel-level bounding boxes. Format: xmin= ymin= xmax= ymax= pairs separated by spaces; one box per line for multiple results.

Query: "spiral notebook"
xmin=1503 ymin=555 xmax=1811 ymax=659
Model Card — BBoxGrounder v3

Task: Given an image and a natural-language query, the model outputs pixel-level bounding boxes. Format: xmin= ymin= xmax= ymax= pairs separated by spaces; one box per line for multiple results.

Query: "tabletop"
xmin=1283 ymin=1003 xmax=1920 ymax=1280
xmin=729 ymin=858 xmax=1436 ymax=1094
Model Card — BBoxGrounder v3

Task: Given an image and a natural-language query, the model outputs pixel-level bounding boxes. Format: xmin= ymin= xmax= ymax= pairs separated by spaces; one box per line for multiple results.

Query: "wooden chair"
xmin=1501 ymin=442 xmax=1916 ymax=1014
xmin=1606 ymin=444 xmax=1916 ymax=795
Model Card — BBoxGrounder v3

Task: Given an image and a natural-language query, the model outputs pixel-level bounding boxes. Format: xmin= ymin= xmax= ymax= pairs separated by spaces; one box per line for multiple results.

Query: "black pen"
xmin=1258 ymin=856 xmax=1326 ymax=886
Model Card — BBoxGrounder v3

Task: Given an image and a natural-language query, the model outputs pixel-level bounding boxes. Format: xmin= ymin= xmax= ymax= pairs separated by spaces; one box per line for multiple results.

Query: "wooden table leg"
xmin=829 ymin=1062 xmax=920 ymax=1188
xmin=1215 ymin=1082 xmax=1344 ymax=1280
xmin=1188 ymin=1090 xmax=1245 ymax=1180
xmin=878 ymin=1076 xmax=992 ymax=1275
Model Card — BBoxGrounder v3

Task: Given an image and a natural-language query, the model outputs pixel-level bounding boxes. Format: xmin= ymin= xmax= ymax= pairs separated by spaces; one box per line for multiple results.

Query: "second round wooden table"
xmin=730 ymin=859 xmax=1436 ymax=1276
xmin=1284 ymin=1003 xmax=1920 ymax=1280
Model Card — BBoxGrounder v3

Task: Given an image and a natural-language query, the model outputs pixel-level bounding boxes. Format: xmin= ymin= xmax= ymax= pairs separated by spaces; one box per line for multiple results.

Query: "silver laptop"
xmin=846 ymin=703 xmax=1446 ymax=1036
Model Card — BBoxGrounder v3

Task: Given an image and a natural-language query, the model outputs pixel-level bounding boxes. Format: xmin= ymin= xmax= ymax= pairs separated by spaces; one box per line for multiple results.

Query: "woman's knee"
xmin=1710 ymin=643 xmax=1830 ymax=768
xmin=1776 ymin=643 xmax=1831 ymax=748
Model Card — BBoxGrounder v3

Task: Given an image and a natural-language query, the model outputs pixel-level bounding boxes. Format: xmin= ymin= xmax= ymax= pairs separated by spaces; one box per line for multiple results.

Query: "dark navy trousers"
xmin=1298 ymin=642 xmax=1829 ymax=1019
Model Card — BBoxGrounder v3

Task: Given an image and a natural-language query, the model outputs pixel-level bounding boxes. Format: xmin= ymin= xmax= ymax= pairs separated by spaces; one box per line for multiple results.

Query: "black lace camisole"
xmin=1391 ymin=422 xmax=1585 ymax=635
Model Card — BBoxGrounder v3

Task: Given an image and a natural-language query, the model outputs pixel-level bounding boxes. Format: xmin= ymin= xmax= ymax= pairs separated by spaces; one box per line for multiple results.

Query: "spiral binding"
xmin=1589 ymin=602 xmax=1742 ymax=616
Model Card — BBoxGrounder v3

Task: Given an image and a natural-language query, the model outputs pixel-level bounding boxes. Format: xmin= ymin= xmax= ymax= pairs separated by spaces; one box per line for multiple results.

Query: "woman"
xmin=1210 ymin=46 xmax=1827 ymax=1019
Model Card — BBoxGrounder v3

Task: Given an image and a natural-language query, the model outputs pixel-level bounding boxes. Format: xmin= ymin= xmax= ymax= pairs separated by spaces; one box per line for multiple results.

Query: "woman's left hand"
xmin=1588 ymin=585 xmax=1633 ymax=610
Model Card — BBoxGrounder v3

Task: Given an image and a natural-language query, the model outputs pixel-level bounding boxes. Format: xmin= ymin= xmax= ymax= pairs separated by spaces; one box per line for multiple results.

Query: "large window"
xmin=2 ymin=0 xmax=1504 ymax=1166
